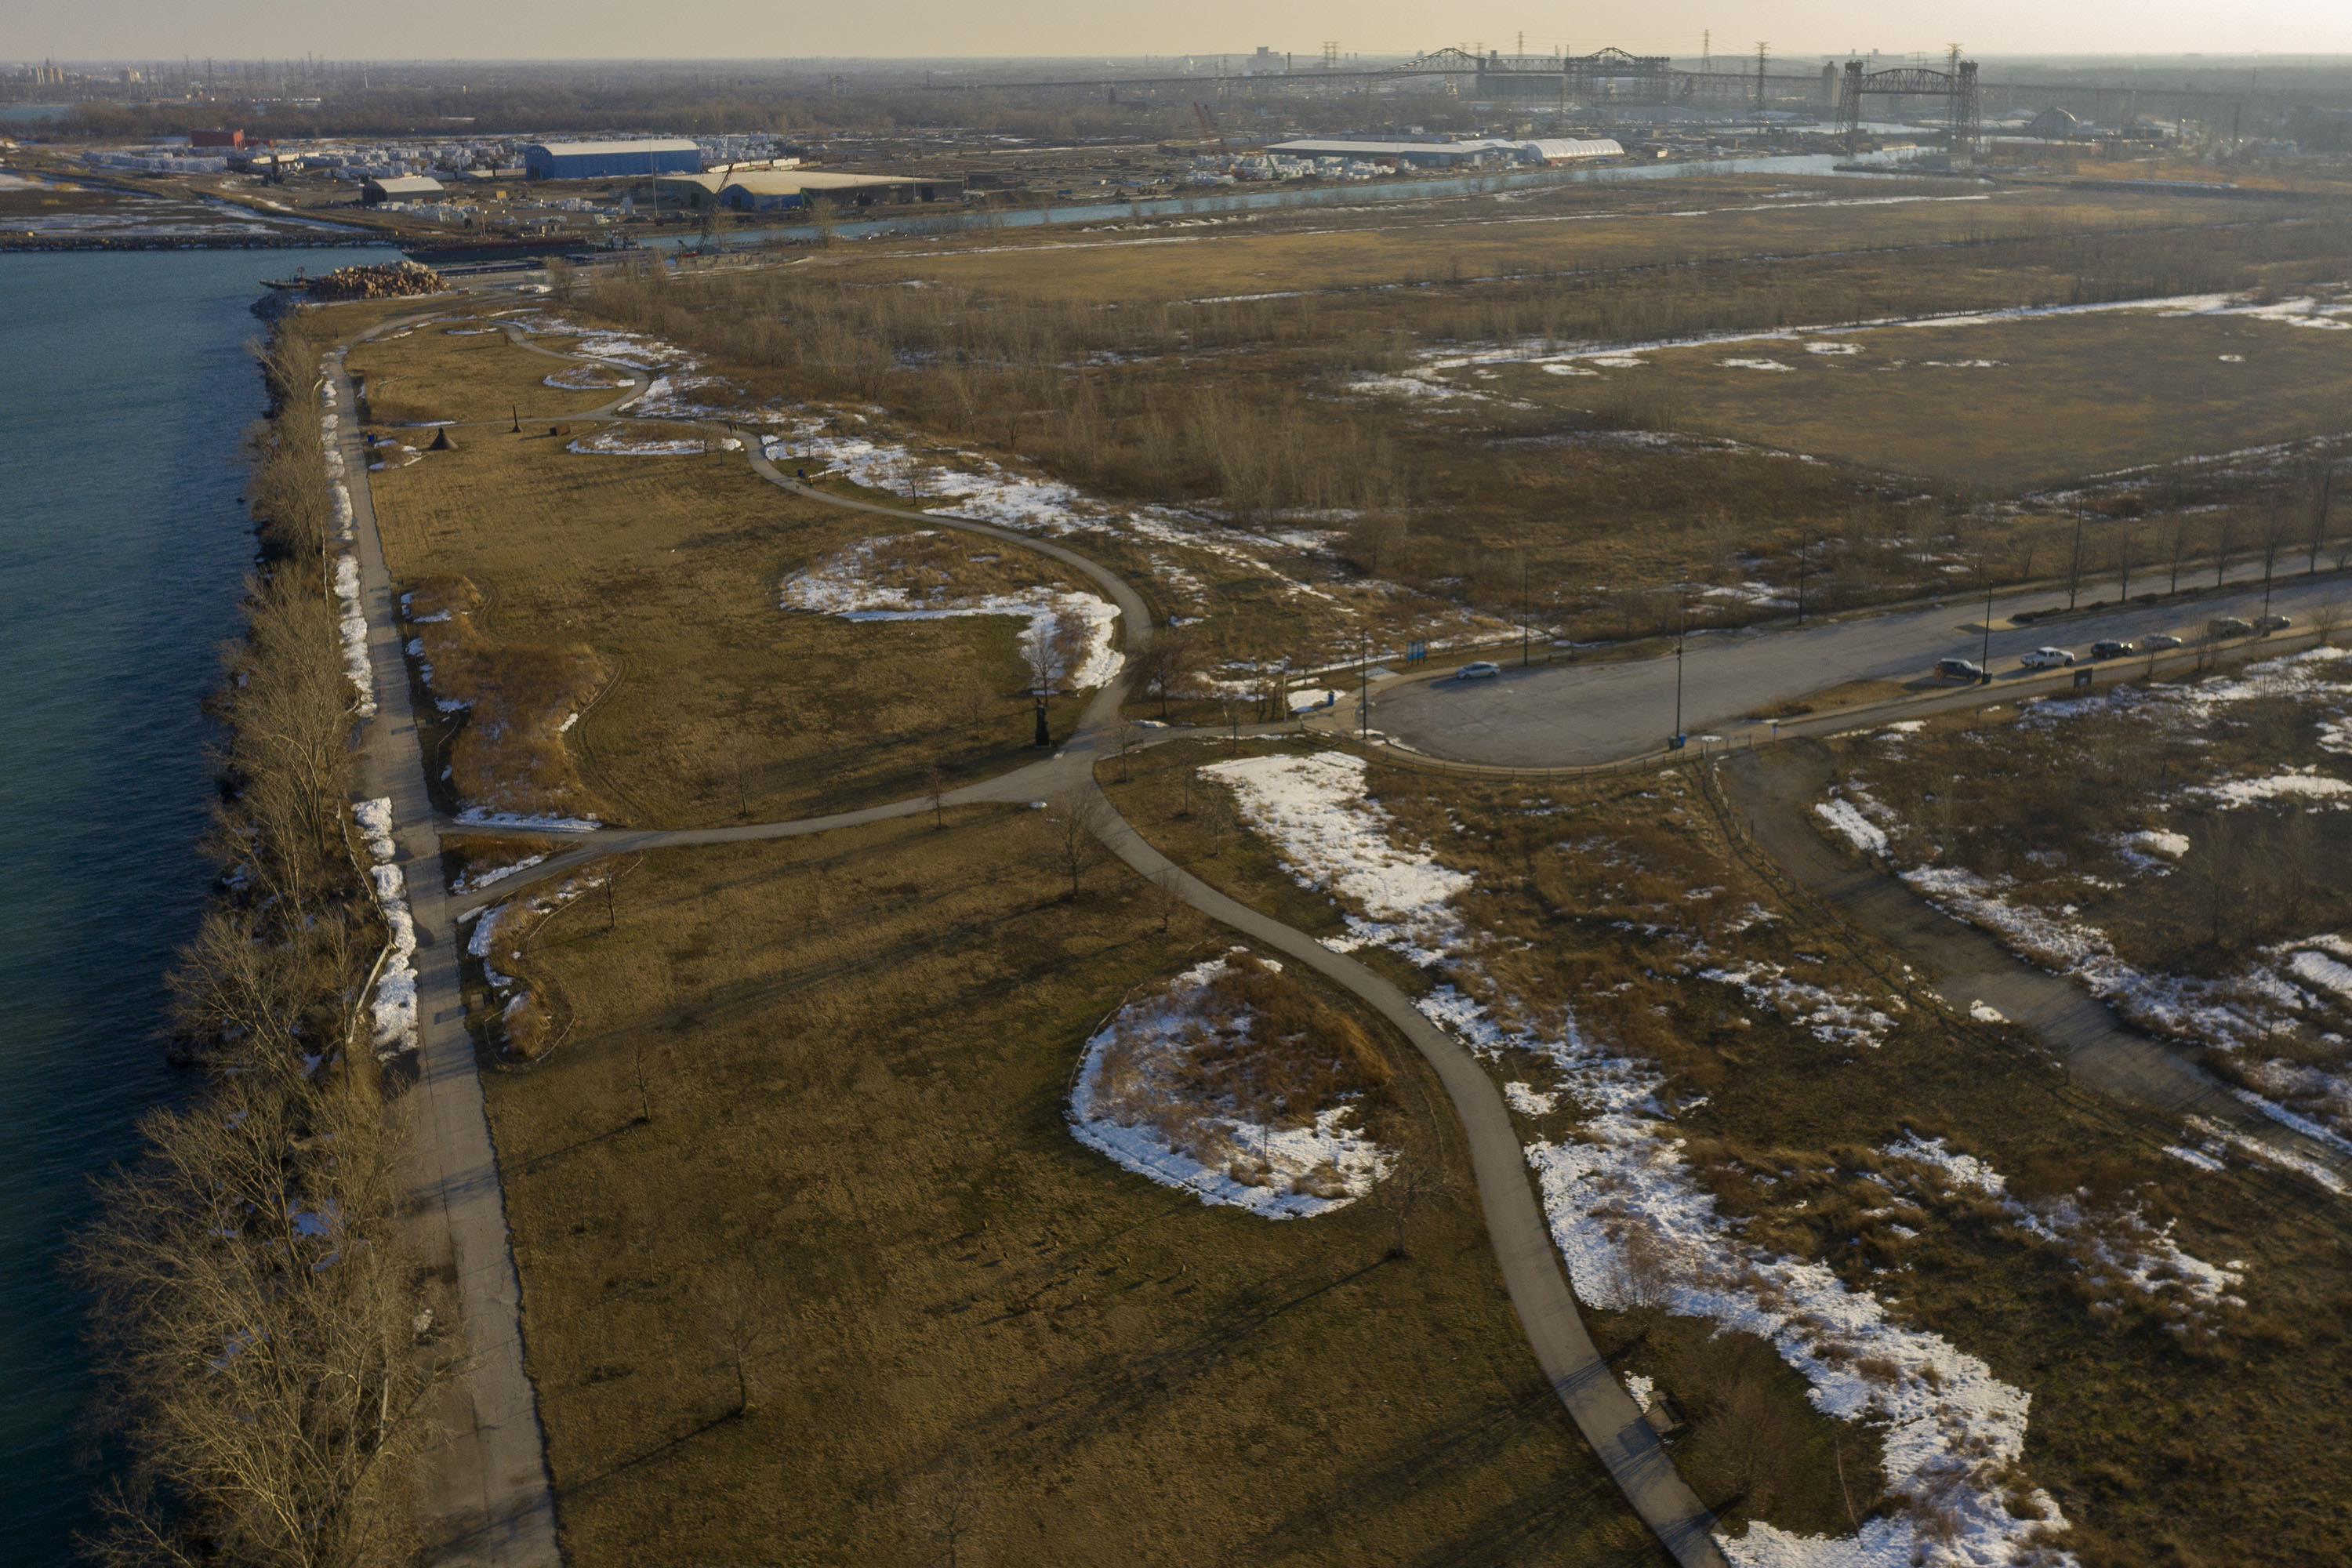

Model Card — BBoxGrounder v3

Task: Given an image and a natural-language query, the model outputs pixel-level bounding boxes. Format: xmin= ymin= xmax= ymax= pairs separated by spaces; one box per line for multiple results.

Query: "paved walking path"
xmin=327 ymin=331 xmax=561 ymax=1567
xmin=347 ymin=304 xmax=1728 ymax=1566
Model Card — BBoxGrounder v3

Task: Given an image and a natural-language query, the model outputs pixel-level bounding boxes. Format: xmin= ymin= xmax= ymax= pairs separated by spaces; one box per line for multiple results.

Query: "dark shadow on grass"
xmin=556 ymin=1404 xmax=742 ymax=1497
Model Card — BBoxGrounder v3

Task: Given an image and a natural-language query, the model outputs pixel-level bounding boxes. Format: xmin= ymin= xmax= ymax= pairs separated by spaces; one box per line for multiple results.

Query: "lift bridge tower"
xmin=1837 ymin=56 xmax=1980 ymax=156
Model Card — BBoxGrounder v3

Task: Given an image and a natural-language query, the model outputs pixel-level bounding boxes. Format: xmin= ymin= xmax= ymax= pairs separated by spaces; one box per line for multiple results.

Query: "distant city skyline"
xmin=4 ymin=1 xmax=2351 ymax=68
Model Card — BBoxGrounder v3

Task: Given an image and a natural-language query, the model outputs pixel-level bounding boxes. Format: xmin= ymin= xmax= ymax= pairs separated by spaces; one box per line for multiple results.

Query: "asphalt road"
xmin=1378 ymin=571 xmax=2352 ymax=768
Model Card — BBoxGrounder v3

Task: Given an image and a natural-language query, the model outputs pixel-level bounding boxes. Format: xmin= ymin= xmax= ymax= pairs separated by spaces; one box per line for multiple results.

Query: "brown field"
xmin=1101 ymin=735 xmax=2352 ymax=1567
xmin=830 ymin=179 xmax=2265 ymax=307
xmin=1457 ymin=300 xmax=2352 ymax=489
xmin=1816 ymin=644 xmax=2352 ymax=1131
xmin=347 ymin=318 xmax=622 ymax=426
xmin=358 ymin=322 xmax=1097 ymax=826
xmin=477 ymin=813 xmax=1667 ymax=1566
xmin=572 ymin=176 xmax=2352 ymax=661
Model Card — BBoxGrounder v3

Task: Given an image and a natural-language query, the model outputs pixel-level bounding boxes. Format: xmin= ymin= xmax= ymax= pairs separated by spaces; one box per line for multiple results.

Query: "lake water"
xmin=0 ymin=242 xmax=395 ymax=1564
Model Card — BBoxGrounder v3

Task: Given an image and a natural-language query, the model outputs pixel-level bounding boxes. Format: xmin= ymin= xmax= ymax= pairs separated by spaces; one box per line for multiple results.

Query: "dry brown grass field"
xmin=358 ymin=325 xmax=1093 ymax=826
xmin=1456 ymin=301 xmax=2352 ymax=490
xmin=476 ymin=815 xmax=1668 ymax=1566
xmin=832 ymin=179 xmax=2268 ymax=306
xmin=347 ymin=318 xmax=620 ymax=426
xmin=1101 ymin=735 xmax=2352 ymax=1567
xmin=572 ymin=176 xmax=2352 ymax=655
xmin=1817 ymin=646 xmax=2352 ymax=1133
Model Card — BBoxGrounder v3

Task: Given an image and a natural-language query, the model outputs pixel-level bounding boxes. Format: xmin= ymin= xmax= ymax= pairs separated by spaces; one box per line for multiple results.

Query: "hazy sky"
xmin=5 ymin=1 xmax=2349 ymax=65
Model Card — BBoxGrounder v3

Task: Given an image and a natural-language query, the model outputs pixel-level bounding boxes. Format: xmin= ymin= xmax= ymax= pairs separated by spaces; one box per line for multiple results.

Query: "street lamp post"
xmin=1359 ymin=625 xmax=1371 ymax=740
xmin=1672 ymin=607 xmax=1687 ymax=744
xmin=1981 ymin=567 xmax=1995 ymax=682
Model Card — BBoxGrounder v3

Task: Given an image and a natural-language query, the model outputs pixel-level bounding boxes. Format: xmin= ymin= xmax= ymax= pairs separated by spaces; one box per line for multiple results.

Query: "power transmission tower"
xmin=1755 ymin=42 xmax=1769 ymax=109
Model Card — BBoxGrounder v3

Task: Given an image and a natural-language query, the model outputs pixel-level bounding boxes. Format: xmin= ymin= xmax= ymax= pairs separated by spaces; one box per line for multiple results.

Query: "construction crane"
xmin=1192 ymin=101 xmax=1229 ymax=152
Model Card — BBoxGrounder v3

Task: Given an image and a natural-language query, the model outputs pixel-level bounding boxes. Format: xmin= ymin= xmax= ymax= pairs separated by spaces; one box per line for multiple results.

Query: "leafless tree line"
xmin=71 ymin=318 xmax=429 ymax=1568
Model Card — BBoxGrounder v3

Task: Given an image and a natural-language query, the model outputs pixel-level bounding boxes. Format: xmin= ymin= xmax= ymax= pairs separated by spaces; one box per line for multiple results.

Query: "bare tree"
xmin=545 ymin=256 xmax=576 ymax=303
xmin=1608 ymin=1220 xmax=1684 ymax=1347
xmin=1022 ymin=610 xmax=1083 ymax=699
xmin=1042 ymin=788 xmax=1110 ymax=901
xmin=72 ymin=314 xmax=432 ymax=1568
xmin=75 ymin=1066 xmax=428 ymax=1568
xmin=1114 ymin=717 xmax=1141 ymax=783
xmin=2212 ymin=511 xmax=2237 ymax=589
xmin=702 ymin=1261 xmax=786 ymax=1418
xmin=2259 ymin=502 xmax=2296 ymax=609
xmin=1152 ymin=862 xmax=1185 ymax=934
xmin=956 ymin=676 xmax=994 ymax=741
xmin=2167 ymin=516 xmax=2193 ymax=595
xmin=904 ymin=1470 xmax=985 ymax=1568
xmin=1193 ymin=777 xmax=1237 ymax=859
xmin=1132 ymin=623 xmax=1200 ymax=721
xmin=1372 ymin=1151 xmax=1457 ymax=1260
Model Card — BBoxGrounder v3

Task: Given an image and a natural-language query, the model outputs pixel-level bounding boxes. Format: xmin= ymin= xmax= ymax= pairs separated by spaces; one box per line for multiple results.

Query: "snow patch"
xmin=1068 ymin=956 xmax=1392 ymax=1218
xmin=351 ymin=798 xmax=416 ymax=1059
xmin=1200 ymin=751 xmax=1468 ymax=956
xmin=1815 ymin=798 xmax=1889 ymax=855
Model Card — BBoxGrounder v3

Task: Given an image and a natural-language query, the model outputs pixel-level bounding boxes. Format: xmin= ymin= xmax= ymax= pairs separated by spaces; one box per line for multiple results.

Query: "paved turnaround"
xmin=345 ymin=304 xmax=1726 ymax=1565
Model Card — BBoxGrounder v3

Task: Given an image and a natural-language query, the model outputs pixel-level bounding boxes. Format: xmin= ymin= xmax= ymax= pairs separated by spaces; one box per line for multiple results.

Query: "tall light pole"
xmin=1980 ymin=564 xmax=1995 ymax=682
xmin=1521 ymin=555 xmax=1532 ymax=666
xmin=1672 ymin=602 xmax=1687 ymax=745
xmin=1359 ymin=623 xmax=1371 ymax=741
xmin=2067 ymin=508 xmax=2085 ymax=611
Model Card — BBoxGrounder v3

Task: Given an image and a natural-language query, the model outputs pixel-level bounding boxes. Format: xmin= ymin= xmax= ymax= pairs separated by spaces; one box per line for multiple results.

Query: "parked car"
xmin=2089 ymin=640 xmax=2136 ymax=660
xmin=1456 ymin=660 xmax=1502 ymax=680
xmin=2209 ymin=617 xmax=2253 ymax=638
xmin=2254 ymin=613 xmax=2293 ymax=633
xmin=2020 ymin=646 xmax=2076 ymax=670
xmin=2141 ymin=632 xmax=2183 ymax=650
xmin=1936 ymin=656 xmax=1986 ymax=680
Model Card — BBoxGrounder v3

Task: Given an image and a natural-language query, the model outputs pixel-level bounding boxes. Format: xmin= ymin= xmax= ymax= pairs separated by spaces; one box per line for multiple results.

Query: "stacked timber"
xmin=306 ymin=261 xmax=448 ymax=300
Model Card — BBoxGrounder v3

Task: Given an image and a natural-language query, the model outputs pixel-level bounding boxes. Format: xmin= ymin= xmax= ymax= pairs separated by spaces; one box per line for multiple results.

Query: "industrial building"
xmin=361 ymin=174 xmax=446 ymax=205
xmin=524 ymin=138 xmax=702 ymax=180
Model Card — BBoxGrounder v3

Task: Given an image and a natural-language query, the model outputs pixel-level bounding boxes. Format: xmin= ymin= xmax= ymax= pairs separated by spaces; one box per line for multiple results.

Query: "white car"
xmin=2020 ymin=646 xmax=2076 ymax=670
xmin=1457 ymin=660 xmax=1502 ymax=680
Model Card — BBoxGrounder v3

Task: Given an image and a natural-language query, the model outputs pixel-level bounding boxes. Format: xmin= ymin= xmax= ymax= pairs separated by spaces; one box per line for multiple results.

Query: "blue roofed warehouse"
xmin=524 ymin=138 xmax=703 ymax=180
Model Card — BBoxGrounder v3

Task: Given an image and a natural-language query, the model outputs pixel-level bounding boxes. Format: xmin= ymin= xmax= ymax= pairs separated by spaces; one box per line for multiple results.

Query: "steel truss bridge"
xmin=931 ymin=46 xmax=1795 ymax=105
xmin=1836 ymin=59 xmax=1979 ymax=152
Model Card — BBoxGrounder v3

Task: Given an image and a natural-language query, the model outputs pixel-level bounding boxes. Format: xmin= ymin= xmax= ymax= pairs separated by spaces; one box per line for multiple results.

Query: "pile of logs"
xmin=306 ymin=261 xmax=447 ymax=301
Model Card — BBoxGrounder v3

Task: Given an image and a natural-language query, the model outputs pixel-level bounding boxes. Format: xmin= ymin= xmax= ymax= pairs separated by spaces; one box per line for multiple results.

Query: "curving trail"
xmin=354 ymin=303 xmax=1729 ymax=1565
